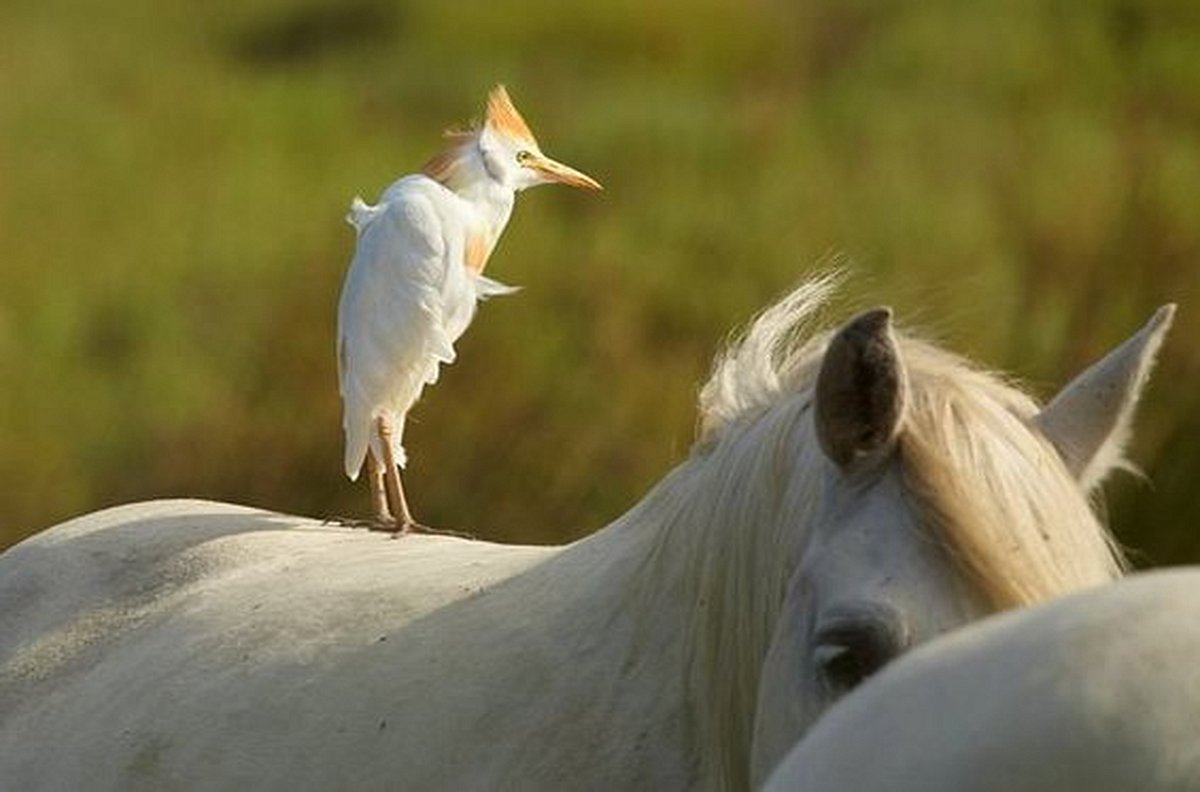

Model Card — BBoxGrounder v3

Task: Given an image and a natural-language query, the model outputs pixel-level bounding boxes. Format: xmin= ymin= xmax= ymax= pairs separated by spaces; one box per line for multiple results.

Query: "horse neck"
xmin=473 ymin=450 xmax=791 ymax=789
xmin=434 ymin=494 xmax=704 ymax=788
xmin=608 ymin=406 xmax=820 ymax=789
xmin=466 ymin=403 xmax=815 ymax=789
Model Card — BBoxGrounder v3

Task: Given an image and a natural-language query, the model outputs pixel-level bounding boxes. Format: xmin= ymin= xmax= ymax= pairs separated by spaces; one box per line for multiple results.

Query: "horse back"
xmin=0 ymin=499 xmax=555 ymax=790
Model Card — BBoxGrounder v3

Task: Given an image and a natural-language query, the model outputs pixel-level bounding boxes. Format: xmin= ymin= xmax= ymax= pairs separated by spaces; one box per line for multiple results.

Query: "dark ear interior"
xmin=815 ymin=308 xmax=908 ymax=473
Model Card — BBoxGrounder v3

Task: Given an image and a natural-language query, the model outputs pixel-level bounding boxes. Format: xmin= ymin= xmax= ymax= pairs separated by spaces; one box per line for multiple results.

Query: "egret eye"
xmin=813 ymin=616 xmax=904 ymax=698
xmin=516 ymin=150 xmax=533 ymax=165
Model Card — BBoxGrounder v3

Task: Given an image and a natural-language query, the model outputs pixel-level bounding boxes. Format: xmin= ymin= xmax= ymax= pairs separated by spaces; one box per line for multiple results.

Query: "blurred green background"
xmin=1 ymin=0 xmax=1197 ymax=562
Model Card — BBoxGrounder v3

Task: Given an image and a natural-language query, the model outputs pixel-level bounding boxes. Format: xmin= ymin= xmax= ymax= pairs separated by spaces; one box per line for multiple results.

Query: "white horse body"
xmin=0 ymin=278 xmax=1173 ymax=790
xmin=765 ymin=568 xmax=1200 ymax=792
xmin=0 ymin=500 xmax=695 ymax=790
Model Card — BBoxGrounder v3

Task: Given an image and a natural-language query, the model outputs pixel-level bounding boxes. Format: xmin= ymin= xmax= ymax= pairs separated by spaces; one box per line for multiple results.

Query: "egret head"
xmin=480 ymin=85 xmax=602 ymax=192
xmin=425 ymin=85 xmax=602 ymax=194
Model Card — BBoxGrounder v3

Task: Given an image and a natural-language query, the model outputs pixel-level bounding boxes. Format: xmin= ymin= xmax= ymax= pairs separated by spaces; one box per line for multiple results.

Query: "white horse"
xmin=0 ymin=276 xmax=1173 ymax=791
xmin=764 ymin=567 xmax=1200 ymax=792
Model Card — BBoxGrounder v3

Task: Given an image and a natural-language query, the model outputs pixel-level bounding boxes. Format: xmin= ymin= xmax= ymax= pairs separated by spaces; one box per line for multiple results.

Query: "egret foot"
xmin=325 ymin=515 xmax=475 ymax=540
xmin=323 ymin=515 xmax=402 ymax=532
xmin=366 ymin=519 xmax=475 ymax=540
xmin=367 ymin=516 xmax=429 ymax=538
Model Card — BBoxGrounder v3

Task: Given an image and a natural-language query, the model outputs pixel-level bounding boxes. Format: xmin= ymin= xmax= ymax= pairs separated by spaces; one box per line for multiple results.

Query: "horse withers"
xmin=0 ymin=276 xmax=1173 ymax=790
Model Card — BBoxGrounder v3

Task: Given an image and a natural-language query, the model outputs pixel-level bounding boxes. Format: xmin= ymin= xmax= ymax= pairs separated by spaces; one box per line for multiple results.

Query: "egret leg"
xmin=367 ymin=453 xmax=392 ymax=523
xmin=376 ymin=415 xmax=421 ymax=534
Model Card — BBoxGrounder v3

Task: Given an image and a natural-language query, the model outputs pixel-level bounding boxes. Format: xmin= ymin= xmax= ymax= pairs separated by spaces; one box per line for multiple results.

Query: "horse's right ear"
xmin=1035 ymin=304 xmax=1175 ymax=491
xmin=815 ymin=308 xmax=909 ymax=474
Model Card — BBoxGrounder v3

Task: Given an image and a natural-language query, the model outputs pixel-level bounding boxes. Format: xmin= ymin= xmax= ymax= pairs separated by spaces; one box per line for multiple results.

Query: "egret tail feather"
xmin=346 ymin=197 xmax=381 ymax=233
xmin=343 ymin=416 xmax=369 ymax=482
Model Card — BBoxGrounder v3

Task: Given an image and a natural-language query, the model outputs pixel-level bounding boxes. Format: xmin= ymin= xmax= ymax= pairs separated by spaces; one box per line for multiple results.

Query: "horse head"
xmin=743 ymin=297 xmax=1174 ymax=785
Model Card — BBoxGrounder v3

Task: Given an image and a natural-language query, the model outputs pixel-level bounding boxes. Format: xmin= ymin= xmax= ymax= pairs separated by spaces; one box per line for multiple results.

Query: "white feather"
xmin=345 ymin=196 xmax=382 ymax=232
xmin=337 ymin=175 xmax=516 ymax=479
xmin=474 ymin=273 xmax=521 ymax=299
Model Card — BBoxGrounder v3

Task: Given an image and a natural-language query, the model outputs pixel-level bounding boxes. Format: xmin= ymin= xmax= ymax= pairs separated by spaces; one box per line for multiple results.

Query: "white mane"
xmin=696 ymin=272 xmax=842 ymax=445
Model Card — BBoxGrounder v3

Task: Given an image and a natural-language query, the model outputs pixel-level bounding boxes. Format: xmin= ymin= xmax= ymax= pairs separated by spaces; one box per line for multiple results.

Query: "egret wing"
xmin=337 ymin=187 xmax=457 ymax=479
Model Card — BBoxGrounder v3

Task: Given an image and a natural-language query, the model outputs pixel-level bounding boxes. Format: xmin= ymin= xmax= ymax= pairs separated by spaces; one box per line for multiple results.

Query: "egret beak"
xmin=528 ymin=154 xmax=603 ymax=190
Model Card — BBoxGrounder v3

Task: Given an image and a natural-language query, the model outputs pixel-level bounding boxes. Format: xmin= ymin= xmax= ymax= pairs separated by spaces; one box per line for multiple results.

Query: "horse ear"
xmin=815 ymin=308 xmax=909 ymax=474
xmin=1035 ymin=304 xmax=1175 ymax=490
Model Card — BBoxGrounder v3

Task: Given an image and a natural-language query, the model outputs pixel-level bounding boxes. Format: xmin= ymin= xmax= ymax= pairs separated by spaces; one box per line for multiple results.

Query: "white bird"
xmin=337 ymin=85 xmax=602 ymax=532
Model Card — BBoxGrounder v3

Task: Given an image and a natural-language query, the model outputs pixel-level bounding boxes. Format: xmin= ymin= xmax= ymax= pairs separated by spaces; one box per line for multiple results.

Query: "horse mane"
xmin=696 ymin=271 xmax=842 ymax=446
xmin=696 ymin=272 xmax=1124 ymax=603
xmin=649 ymin=272 xmax=1124 ymax=788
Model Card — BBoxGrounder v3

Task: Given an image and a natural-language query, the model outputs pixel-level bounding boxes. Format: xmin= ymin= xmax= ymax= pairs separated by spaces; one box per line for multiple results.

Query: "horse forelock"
xmin=895 ymin=349 xmax=1125 ymax=607
xmin=676 ymin=275 xmax=1124 ymax=788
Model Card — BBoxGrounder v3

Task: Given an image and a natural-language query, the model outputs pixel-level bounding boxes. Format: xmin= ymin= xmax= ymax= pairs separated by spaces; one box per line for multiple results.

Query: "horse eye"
xmin=813 ymin=619 xmax=902 ymax=698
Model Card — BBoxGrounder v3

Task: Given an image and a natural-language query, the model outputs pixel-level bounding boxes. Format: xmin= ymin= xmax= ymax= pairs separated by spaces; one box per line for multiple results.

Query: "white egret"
xmin=337 ymin=85 xmax=601 ymax=532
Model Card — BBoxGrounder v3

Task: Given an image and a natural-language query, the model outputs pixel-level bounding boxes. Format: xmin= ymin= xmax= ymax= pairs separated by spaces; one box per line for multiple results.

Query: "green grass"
xmin=2 ymin=0 xmax=1198 ymax=562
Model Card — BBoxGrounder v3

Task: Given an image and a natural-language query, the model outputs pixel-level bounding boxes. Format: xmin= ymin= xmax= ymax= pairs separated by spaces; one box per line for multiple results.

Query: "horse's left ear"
xmin=815 ymin=307 xmax=909 ymax=475
xmin=1035 ymin=304 xmax=1176 ymax=490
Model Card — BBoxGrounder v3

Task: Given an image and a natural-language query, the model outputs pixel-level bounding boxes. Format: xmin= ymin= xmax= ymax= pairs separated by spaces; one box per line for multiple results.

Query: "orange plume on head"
xmin=485 ymin=85 xmax=538 ymax=148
